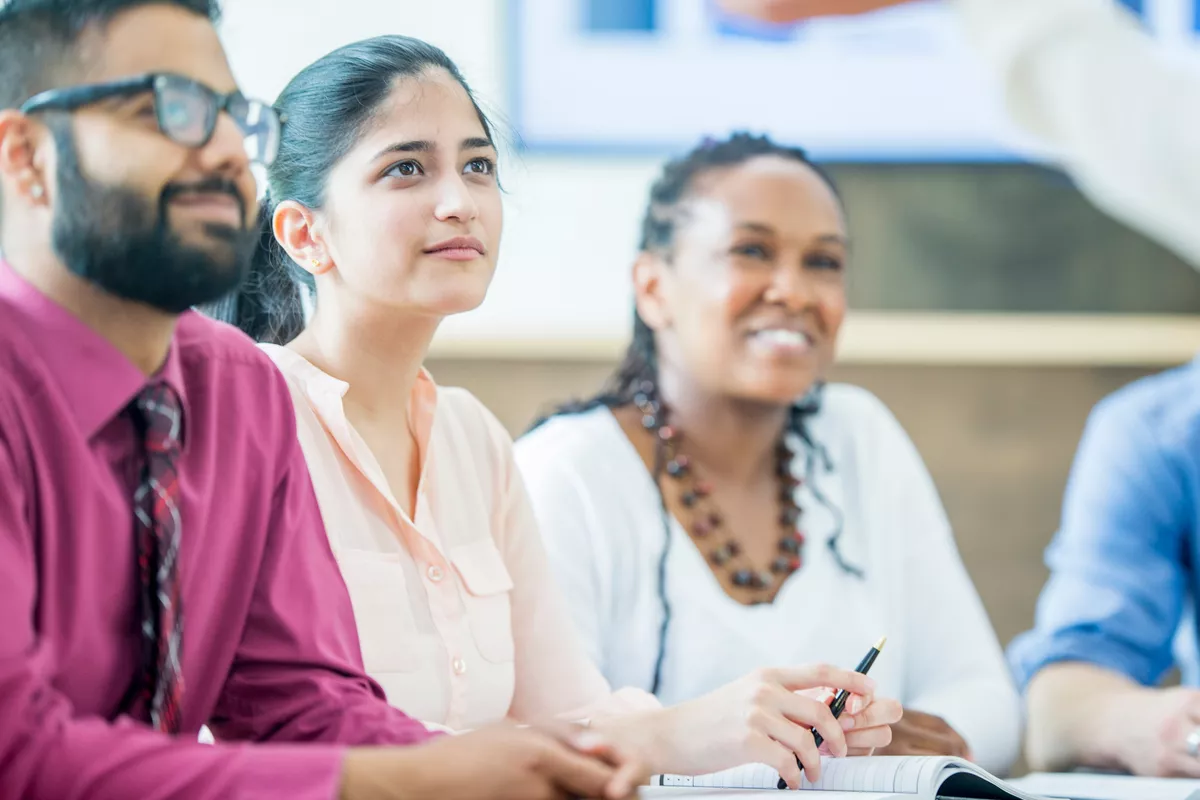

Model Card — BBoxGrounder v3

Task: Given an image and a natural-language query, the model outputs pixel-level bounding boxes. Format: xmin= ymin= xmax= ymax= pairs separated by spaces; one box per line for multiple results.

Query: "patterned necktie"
xmin=129 ymin=381 xmax=185 ymax=733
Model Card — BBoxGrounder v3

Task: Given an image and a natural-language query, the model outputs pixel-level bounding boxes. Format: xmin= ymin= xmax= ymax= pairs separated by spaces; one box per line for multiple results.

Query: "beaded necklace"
xmin=633 ymin=383 xmax=805 ymax=599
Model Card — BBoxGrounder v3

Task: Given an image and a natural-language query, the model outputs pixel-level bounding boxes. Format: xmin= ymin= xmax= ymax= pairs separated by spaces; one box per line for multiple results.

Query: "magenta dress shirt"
xmin=0 ymin=262 xmax=431 ymax=800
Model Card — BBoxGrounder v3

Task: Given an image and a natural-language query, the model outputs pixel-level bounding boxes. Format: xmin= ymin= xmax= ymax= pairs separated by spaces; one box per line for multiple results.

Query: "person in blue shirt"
xmin=1007 ymin=359 xmax=1200 ymax=777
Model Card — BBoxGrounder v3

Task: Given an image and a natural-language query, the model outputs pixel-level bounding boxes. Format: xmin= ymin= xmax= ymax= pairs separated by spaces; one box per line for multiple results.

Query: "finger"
xmin=536 ymin=738 xmax=622 ymax=799
xmin=843 ymin=724 xmax=893 ymax=752
xmin=763 ymin=713 xmax=825 ymax=783
xmin=798 ymin=686 xmax=836 ymax=706
xmin=1159 ymin=753 xmax=1200 ymax=779
xmin=885 ymin=729 xmax=968 ymax=758
xmin=845 ymin=697 xmax=903 ymax=731
xmin=749 ymin=732 xmax=808 ymax=789
xmin=922 ymin=727 xmax=970 ymax=758
xmin=576 ymin=738 xmax=649 ymax=799
xmin=888 ymin=716 xmax=963 ymax=756
xmin=764 ymin=665 xmax=877 ymax=698
xmin=775 ymin=689 xmax=848 ymax=757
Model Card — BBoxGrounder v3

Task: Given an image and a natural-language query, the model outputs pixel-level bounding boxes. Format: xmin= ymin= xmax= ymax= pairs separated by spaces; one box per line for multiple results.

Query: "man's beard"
xmin=50 ymin=125 xmax=258 ymax=314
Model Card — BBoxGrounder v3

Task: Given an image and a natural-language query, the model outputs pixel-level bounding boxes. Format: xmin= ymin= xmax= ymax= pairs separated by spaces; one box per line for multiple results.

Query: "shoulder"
xmin=175 ymin=310 xmax=289 ymax=390
xmin=434 ymin=384 xmax=519 ymax=464
xmin=513 ymin=406 xmax=649 ymax=523
xmin=1087 ymin=361 xmax=1200 ymax=450
xmin=515 ymin=406 xmax=627 ymax=466
xmin=0 ymin=295 xmax=46 ymax=396
xmin=0 ymin=298 xmax=41 ymax=457
xmin=810 ymin=383 xmax=910 ymax=450
xmin=173 ymin=312 xmax=299 ymax=455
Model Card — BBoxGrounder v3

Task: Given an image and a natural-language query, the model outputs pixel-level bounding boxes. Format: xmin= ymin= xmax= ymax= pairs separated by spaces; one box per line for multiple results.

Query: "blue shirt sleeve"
xmin=1008 ymin=391 xmax=1193 ymax=689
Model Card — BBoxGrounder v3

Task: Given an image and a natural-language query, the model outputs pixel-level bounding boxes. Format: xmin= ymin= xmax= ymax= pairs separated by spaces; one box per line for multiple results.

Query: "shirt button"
xmin=427 ymin=565 xmax=444 ymax=583
xmin=452 ymin=657 xmax=467 ymax=676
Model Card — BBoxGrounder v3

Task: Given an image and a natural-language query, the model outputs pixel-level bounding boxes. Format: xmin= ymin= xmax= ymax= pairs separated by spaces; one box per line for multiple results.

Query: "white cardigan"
xmin=514 ymin=384 xmax=1021 ymax=776
xmin=957 ymin=0 xmax=1200 ymax=269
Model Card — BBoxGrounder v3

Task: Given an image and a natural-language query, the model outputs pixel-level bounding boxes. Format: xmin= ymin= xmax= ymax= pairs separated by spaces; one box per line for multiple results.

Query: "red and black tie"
xmin=129 ymin=381 xmax=185 ymax=733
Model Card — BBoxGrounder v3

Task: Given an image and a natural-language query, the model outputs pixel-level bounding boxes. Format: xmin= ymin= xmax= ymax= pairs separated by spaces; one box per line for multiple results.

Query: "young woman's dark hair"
xmin=206 ymin=35 xmax=495 ymax=344
xmin=529 ymin=132 xmax=859 ymax=694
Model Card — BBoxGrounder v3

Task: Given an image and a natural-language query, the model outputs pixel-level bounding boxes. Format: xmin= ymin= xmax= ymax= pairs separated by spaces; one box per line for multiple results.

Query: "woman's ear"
xmin=633 ymin=251 xmax=672 ymax=332
xmin=273 ymin=200 xmax=334 ymax=278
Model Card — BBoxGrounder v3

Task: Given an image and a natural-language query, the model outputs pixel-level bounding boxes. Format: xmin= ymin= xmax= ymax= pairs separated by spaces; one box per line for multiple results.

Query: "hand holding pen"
xmin=637 ymin=658 xmax=900 ymax=790
xmin=778 ymin=637 xmax=894 ymax=790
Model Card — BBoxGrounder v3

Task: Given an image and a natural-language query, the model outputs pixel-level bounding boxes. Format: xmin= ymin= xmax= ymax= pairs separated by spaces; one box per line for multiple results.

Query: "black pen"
xmin=777 ymin=636 xmax=887 ymax=791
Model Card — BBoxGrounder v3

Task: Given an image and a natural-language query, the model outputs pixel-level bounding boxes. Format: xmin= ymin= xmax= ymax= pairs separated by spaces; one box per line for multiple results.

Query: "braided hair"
xmin=529 ymin=132 xmax=862 ymax=694
xmin=534 ymin=132 xmax=842 ymax=417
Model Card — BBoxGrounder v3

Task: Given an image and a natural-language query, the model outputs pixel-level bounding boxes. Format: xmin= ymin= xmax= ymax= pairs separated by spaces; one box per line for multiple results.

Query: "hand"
xmin=799 ymin=687 xmax=901 ymax=757
xmin=715 ymin=0 xmax=913 ymax=24
xmin=1108 ymin=686 xmax=1200 ymax=777
xmin=877 ymin=709 xmax=971 ymax=760
xmin=340 ymin=722 xmax=649 ymax=800
xmin=637 ymin=665 xmax=894 ymax=789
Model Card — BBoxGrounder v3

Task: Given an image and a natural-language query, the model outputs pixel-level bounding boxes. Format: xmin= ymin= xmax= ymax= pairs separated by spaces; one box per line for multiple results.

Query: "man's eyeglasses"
xmin=19 ymin=72 xmax=285 ymax=166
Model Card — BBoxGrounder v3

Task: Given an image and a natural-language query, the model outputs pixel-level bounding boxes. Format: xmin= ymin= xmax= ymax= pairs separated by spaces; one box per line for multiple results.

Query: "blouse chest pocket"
xmin=335 ymin=549 xmax=421 ymax=674
xmin=449 ymin=540 xmax=515 ymax=665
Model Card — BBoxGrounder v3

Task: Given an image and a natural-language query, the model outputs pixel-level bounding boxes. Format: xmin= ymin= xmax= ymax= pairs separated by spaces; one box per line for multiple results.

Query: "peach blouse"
xmin=260 ymin=345 xmax=656 ymax=731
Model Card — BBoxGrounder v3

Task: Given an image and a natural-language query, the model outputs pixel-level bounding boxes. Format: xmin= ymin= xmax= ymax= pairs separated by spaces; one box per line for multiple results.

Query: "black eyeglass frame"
xmin=19 ymin=72 xmax=285 ymax=165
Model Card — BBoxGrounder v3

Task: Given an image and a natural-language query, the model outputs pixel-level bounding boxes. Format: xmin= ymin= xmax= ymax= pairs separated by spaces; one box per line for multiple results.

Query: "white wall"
xmin=219 ymin=0 xmax=656 ymax=348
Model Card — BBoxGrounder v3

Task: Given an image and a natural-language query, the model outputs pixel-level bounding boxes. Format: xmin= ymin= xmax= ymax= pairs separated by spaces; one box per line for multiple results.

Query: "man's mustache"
xmin=160 ymin=177 xmax=248 ymax=227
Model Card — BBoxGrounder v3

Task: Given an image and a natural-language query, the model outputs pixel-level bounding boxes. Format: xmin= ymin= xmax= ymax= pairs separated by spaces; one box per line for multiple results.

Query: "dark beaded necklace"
xmin=633 ymin=384 xmax=806 ymax=598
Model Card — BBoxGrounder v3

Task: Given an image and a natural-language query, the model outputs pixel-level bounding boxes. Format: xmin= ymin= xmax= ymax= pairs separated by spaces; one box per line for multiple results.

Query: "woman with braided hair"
xmin=516 ymin=132 xmax=1022 ymax=775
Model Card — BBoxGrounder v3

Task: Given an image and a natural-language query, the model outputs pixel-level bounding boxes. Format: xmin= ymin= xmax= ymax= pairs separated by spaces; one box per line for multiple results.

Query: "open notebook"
xmin=654 ymin=755 xmax=1049 ymax=798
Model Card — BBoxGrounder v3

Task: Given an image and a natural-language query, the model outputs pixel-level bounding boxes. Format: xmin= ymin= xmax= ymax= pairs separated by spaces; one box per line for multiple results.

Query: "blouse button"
xmin=452 ymin=657 xmax=467 ymax=676
xmin=427 ymin=565 xmax=444 ymax=583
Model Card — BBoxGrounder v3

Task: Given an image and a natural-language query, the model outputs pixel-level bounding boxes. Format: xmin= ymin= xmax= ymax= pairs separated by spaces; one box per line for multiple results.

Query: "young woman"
xmin=215 ymin=36 xmax=900 ymax=787
xmin=515 ymin=134 xmax=1023 ymax=776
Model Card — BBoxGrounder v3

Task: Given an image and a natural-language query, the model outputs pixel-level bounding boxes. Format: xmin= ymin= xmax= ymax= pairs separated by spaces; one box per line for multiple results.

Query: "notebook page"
xmin=642 ymin=790 xmax=903 ymax=799
xmin=656 ymin=756 xmax=951 ymax=793
xmin=1010 ymin=773 xmax=1200 ymax=800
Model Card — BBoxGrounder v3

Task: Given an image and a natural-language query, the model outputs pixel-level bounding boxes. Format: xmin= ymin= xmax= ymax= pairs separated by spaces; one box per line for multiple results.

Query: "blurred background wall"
xmin=220 ymin=0 xmax=1200 ymax=651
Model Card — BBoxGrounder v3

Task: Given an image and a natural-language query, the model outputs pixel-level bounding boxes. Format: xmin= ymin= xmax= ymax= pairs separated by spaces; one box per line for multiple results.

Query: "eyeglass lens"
xmin=154 ymin=76 xmax=279 ymax=165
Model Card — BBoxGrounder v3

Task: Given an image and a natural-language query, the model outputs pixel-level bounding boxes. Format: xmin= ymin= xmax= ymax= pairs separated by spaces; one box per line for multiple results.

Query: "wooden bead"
xmin=667 ymin=457 xmax=689 ymax=477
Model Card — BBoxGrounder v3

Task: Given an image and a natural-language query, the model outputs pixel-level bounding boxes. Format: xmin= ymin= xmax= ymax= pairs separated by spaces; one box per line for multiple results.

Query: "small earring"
xmin=30 ymin=184 xmax=44 ymax=200
xmin=310 ymin=257 xmax=322 ymax=269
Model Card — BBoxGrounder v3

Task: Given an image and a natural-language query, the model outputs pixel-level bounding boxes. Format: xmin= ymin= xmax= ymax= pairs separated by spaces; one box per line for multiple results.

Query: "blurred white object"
xmin=958 ymin=0 xmax=1200 ymax=270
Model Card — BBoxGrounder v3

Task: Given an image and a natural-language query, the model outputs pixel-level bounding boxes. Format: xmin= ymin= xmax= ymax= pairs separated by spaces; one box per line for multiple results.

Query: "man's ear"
xmin=0 ymin=110 xmax=52 ymax=208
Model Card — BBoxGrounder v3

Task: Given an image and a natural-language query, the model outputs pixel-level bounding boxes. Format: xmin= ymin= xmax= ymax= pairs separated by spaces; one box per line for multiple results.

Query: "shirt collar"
xmin=260 ymin=342 xmax=438 ymax=485
xmin=0 ymin=259 xmax=191 ymax=441
xmin=261 ymin=343 xmax=437 ymax=414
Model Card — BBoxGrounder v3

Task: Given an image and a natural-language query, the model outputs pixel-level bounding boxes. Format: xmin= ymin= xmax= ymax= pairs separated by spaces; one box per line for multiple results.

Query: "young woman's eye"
xmin=805 ymin=253 xmax=844 ymax=271
xmin=732 ymin=242 xmax=771 ymax=260
xmin=464 ymin=157 xmax=496 ymax=176
xmin=385 ymin=160 xmax=424 ymax=179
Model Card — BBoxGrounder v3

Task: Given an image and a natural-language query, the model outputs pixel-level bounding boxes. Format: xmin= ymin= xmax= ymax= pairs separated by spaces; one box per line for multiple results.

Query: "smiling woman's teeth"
xmin=753 ymin=329 xmax=808 ymax=348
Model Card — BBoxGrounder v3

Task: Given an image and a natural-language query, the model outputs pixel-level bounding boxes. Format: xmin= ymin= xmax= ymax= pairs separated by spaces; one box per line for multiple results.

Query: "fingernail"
xmin=840 ymin=716 xmax=856 ymax=730
xmin=864 ymin=677 xmax=877 ymax=691
xmin=574 ymin=732 xmax=603 ymax=751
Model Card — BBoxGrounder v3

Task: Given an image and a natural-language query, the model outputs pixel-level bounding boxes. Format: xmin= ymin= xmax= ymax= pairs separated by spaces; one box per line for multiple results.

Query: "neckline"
xmin=594 ymin=406 xmax=813 ymax=612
